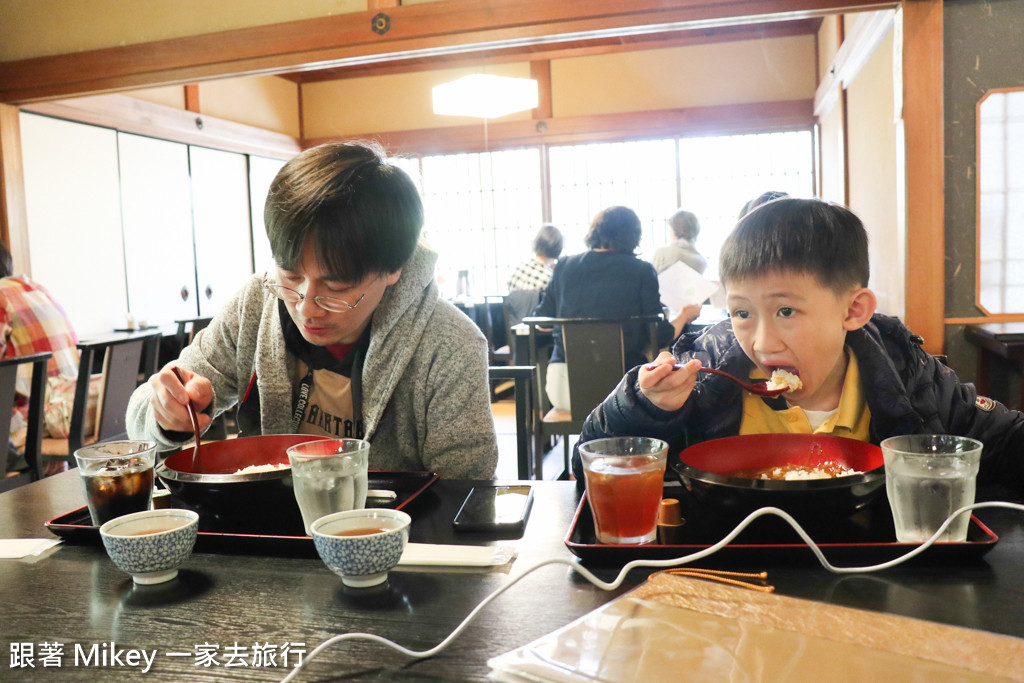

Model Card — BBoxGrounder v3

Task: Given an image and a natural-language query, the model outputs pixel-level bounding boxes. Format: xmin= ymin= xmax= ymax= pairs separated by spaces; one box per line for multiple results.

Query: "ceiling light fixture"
xmin=432 ymin=74 xmax=539 ymax=119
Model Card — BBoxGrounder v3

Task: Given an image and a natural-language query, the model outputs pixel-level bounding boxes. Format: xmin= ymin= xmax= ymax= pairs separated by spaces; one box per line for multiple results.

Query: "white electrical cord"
xmin=279 ymin=501 xmax=1024 ymax=682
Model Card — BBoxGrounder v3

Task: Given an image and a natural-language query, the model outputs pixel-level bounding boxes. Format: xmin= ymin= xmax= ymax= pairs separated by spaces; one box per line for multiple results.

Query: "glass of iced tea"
xmin=74 ymin=440 xmax=157 ymax=526
xmin=579 ymin=437 xmax=668 ymax=544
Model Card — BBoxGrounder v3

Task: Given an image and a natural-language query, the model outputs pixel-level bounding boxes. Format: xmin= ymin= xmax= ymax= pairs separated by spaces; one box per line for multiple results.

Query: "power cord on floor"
xmin=279 ymin=501 xmax=1024 ymax=682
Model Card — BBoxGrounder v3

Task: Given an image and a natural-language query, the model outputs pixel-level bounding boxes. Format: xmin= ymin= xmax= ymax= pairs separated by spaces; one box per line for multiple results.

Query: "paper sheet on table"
xmin=398 ymin=543 xmax=515 ymax=567
xmin=488 ymin=572 xmax=1024 ymax=683
xmin=657 ymin=261 xmax=720 ymax=313
xmin=0 ymin=538 xmax=62 ymax=559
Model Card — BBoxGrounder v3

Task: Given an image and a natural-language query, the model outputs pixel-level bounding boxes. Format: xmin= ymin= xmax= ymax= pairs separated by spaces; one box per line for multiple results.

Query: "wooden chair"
xmin=174 ymin=317 xmax=213 ymax=352
xmin=503 ymin=289 xmax=542 ymax=364
xmin=523 ymin=315 xmax=663 ymax=478
xmin=0 ymin=352 xmax=51 ymax=491
xmin=488 ymin=365 xmax=538 ymax=479
xmin=40 ymin=331 xmax=163 ymax=467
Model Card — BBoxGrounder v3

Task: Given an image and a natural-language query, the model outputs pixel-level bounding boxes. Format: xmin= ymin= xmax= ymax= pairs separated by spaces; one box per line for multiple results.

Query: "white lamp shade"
xmin=432 ymin=74 xmax=539 ymax=119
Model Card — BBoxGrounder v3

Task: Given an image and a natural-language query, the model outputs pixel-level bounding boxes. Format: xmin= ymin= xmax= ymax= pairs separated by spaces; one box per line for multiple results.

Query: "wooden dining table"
xmin=3 ymin=470 xmax=1024 ymax=681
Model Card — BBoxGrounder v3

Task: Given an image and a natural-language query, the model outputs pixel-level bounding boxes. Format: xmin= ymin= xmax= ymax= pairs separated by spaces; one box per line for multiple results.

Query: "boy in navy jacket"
xmin=576 ymin=198 xmax=1024 ymax=487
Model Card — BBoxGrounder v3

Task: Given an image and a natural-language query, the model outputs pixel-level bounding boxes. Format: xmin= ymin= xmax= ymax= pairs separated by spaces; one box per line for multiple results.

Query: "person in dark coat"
xmin=575 ymin=198 xmax=1024 ymax=486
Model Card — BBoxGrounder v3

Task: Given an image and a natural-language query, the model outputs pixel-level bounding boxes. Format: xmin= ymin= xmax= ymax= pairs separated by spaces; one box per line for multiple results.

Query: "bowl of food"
xmin=99 ymin=508 xmax=199 ymax=584
xmin=670 ymin=434 xmax=885 ymax=523
xmin=155 ymin=434 xmax=330 ymax=533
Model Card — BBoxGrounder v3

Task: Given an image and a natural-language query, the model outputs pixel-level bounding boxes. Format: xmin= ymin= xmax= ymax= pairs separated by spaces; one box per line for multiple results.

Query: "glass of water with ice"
xmin=287 ymin=438 xmax=370 ymax=535
xmin=881 ymin=434 xmax=982 ymax=543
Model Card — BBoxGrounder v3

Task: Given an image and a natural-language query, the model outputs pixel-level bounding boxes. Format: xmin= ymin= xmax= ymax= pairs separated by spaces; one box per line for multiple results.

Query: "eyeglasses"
xmin=262 ymin=273 xmax=372 ymax=313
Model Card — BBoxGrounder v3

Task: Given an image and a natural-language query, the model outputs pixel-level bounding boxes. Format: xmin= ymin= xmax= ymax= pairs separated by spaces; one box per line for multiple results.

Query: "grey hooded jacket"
xmin=127 ymin=242 xmax=498 ymax=479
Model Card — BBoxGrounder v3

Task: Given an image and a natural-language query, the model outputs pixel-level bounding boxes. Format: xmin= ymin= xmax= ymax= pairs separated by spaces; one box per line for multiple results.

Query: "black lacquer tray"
xmin=565 ymin=488 xmax=999 ymax=567
xmin=46 ymin=470 xmax=438 ymax=558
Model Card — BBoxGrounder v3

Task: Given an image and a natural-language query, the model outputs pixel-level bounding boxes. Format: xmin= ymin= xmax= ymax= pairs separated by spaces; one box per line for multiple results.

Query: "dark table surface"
xmin=3 ymin=471 xmax=1024 ymax=681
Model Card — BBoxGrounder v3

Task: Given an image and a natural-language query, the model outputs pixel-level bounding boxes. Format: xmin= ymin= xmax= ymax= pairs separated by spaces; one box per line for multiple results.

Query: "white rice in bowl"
xmin=233 ymin=463 xmax=291 ymax=475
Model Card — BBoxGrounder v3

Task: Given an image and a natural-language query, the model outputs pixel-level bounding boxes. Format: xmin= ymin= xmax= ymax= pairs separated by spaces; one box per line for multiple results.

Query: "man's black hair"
xmin=265 ymin=141 xmax=423 ymax=282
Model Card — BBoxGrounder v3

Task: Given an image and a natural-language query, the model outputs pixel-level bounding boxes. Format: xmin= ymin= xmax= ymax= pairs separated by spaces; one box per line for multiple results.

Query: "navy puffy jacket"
xmin=574 ymin=314 xmax=1024 ymax=488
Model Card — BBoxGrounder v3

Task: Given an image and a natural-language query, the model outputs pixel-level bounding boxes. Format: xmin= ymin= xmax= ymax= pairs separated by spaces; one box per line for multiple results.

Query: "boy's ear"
xmin=843 ymin=287 xmax=877 ymax=330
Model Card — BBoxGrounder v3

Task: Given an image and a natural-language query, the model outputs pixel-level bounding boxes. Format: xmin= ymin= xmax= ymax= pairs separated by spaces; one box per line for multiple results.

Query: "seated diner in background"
xmin=0 ymin=242 xmax=83 ymax=477
xmin=127 ymin=141 xmax=498 ymax=480
xmin=534 ymin=205 xmax=700 ymax=412
xmin=651 ymin=208 xmax=707 ymax=275
xmin=507 ymin=223 xmax=564 ymax=293
xmin=573 ymin=198 xmax=1024 ymax=486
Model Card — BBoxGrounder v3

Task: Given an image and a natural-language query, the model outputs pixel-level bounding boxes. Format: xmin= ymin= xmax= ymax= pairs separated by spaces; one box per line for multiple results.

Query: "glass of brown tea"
xmin=74 ymin=440 xmax=158 ymax=526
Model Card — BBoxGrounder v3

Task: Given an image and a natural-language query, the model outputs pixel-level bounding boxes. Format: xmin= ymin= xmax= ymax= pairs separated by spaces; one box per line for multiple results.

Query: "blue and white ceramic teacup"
xmin=311 ymin=508 xmax=411 ymax=588
xmin=99 ymin=509 xmax=199 ymax=585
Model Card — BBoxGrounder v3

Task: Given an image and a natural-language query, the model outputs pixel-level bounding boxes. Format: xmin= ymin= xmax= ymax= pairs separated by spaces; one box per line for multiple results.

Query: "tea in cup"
xmin=579 ymin=437 xmax=668 ymax=544
xmin=311 ymin=508 xmax=411 ymax=588
xmin=100 ymin=508 xmax=199 ymax=584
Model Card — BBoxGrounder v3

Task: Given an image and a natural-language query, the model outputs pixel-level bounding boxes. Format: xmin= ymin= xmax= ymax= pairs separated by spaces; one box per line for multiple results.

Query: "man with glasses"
xmin=127 ymin=142 xmax=498 ymax=479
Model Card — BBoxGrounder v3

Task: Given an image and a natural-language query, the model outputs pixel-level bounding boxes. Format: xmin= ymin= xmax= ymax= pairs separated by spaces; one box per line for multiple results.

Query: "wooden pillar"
xmin=0 ymin=103 xmax=30 ymax=276
xmin=901 ymin=0 xmax=944 ymax=354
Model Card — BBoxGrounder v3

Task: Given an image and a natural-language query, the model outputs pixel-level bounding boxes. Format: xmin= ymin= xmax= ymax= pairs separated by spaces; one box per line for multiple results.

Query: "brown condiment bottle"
xmin=657 ymin=498 xmax=686 ymax=544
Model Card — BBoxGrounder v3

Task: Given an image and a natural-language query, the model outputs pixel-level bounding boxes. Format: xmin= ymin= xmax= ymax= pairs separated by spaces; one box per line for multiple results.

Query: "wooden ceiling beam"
xmin=283 ymin=18 xmax=822 ymax=83
xmin=0 ymin=0 xmax=896 ymax=103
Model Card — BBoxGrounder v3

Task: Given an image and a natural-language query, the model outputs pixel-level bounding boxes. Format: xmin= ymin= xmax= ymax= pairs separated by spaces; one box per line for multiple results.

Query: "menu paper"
xmin=488 ymin=571 xmax=1024 ymax=682
xmin=656 ymin=261 xmax=720 ymax=315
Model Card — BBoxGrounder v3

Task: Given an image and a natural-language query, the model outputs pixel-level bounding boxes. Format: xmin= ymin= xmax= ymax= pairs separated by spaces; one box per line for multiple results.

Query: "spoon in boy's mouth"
xmin=642 ymin=363 xmax=791 ymax=397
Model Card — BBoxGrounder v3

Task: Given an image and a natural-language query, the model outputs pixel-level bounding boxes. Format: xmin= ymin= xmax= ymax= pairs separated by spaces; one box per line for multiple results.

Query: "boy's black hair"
xmin=265 ymin=141 xmax=423 ymax=282
xmin=533 ymin=223 xmax=564 ymax=260
xmin=720 ymin=198 xmax=869 ymax=291
xmin=584 ymin=206 xmax=642 ymax=252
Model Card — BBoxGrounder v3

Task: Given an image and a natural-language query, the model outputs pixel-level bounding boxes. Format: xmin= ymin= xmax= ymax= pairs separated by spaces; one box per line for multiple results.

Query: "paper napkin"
xmin=398 ymin=543 xmax=515 ymax=567
xmin=0 ymin=538 xmax=62 ymax=559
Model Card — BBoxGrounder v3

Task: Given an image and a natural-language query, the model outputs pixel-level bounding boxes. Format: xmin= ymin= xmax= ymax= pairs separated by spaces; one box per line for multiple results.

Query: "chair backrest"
xmin=523 ymin=315 xmax=662 ymax=423
xmin=560 ymin=322 xmax=627 ymax=423
xmin=0 ymin=351 xmax=51 ymax=488
xmin=59 ymin=331 xmax=162 ymax=458
xmin=484 ymin=296 xmax=508 ymax=352
xmin=175 ymin=317 xmax=213 ymax=350
xmin=504 ymin=290 xmax=541 ymax=363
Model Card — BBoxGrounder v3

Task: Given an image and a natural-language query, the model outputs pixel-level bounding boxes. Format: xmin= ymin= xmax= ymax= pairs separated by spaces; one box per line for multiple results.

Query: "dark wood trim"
xmin=184 ymin=84 xmax=200 ymax=113
xmin=0 ymin=0 xmax=897 ymax=104
xmin=0 ymin=104 xmax=30 ymax=275
xmin=305 ymin=100 xmax=815 ymax=155
xmin=21 ymin=94 xmax=300 ymax=159
xmin=287 ymin=19 xmax=824 ymax=83
xmin=901 ymin=0 xmax=944 ymax=354
xmin=531 ymin=60 xmax=552 ymax=120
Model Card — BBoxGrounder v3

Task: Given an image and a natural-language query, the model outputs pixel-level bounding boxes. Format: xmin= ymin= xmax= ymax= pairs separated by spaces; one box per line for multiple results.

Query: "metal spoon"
xmin=643 ymin=363 xmax=789 ymax=397
xmin=170 ymin=366 xmax=203 ymax=473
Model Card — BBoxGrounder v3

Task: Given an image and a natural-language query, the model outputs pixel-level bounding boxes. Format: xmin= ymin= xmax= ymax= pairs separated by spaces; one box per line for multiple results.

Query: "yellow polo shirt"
xmin=738 ymin=349 xmax=871 ymax=441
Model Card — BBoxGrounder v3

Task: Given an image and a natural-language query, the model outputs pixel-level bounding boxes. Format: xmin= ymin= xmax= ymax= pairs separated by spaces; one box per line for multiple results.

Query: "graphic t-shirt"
xmin=280 ymin=303 xmax=368 ymax=439
xmin=294 ymin=359 xmax=364 ymax=439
